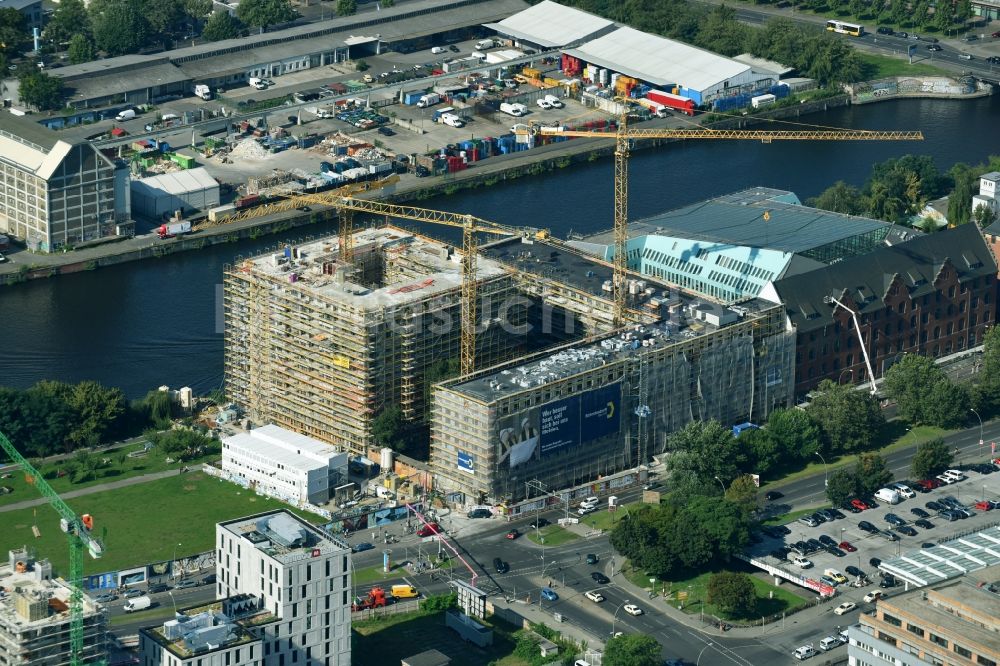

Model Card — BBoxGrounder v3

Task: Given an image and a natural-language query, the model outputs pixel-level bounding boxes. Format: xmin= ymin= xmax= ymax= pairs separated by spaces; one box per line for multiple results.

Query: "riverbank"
xmin=0 ymin=84 xmax=976 ymax=287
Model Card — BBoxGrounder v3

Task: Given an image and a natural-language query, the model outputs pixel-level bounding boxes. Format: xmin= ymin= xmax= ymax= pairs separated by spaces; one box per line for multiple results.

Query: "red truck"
xmin=645 ymin=90 xmax=697 ymax=116
xmin=157 ymin=221 xmax=191 ymax=239
xmin=351 ymin=586 xmax=389 ymax=611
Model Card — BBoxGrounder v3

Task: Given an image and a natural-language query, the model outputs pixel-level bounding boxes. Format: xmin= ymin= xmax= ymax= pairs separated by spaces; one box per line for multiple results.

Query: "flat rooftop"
xmin=581 ymin=187 xmax=915 ymax=255
xmin=880 ymin=581 xmax=1000 ymax=650
xmin=245 ymin=227 xmax=506 ymax=309
xmin=144 ymin=601 xmax=261 ymax=659
xmin=218 ymin=510 xmax=348 ymax=565
xmin=223 ymin=424 xmax=344 ymax=472
xmin=880 ymin=525 xmax=1000 ymax=587
xmin=482 ymin=236 xmax=616 ymax=299
xmin=449 ymin=296 xmax=774 ymax=402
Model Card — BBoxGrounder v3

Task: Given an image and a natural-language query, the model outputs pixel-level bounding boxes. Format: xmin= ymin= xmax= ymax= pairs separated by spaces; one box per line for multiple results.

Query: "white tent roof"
xmin=484 ymin=0 xmax=614 ymax=48
xmin=135 ymin=167 xmax=218 ymax=195
xmin=566 ymin=26 xmax=751 ymax=92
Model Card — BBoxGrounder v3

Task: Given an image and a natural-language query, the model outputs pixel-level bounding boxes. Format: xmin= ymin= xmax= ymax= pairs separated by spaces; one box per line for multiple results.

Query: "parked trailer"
xmin=751 ymin=93 xmax=777 ymax=109
xmin=634 ymin=98 xmax=669 ymax=118
xmin=157 ymin=221 xmax=191 ymax=239
xmin=645 ymin=90 xmax=697 ymax=116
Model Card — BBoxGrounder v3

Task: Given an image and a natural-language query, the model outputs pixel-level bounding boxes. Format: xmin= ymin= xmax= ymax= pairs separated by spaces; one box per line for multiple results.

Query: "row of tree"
xmin=740 ymin=0 xmax=973 ymax=39
xmin=808 ymin=154 xmax=1000 ymax=227
xmin=0 ymin=381 xmax=177 ymax=458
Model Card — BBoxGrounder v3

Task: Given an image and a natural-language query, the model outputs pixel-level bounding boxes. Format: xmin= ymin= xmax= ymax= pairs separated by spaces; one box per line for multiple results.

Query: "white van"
xmin=818 ymin=636 xmax=840 ymax=652
xmin=874 ymin=487 xmax=901 ymax=504
xmin=248 ymin=77 xmax=267 ymax=90
xmin=430 ymin=46 xmax=446 ymax=54
xmin=476 ymin=39 xmax=495 ymax=50
xmin=793 ymin=645 xmax=816 ymax=660
xmin=115 ymin=109 xmax=136 ymax=121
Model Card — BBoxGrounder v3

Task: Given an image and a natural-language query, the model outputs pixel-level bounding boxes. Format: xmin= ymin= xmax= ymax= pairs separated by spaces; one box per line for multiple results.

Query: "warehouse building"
xmin=762 ymin=223 xmax=998 ymax=398
xmin=563 ymin=26 xmax=774 ymax=105
xmin=49 ymin=0 xmax=528 ymax=108
xmin=483 ymin=0 xmax=616 ymax=50
xmin=221 ymin=424 xmax=349 ymax=506
xmin=0 ymin=111 xmax=130 ymax=252
xmin=130 ymin=167 xmax=220 ymax=220
xmin=430 ymin=297 xmax=794 ymax=503
xmin=224 ymin=226 xmax=528 ymax=455
xmin=0 ymin=548 xmax=108 ymax=666
xmin=847 ymin=574 xmax=1000 ymax=666
xmin=570 ymin=188 xmax=917 ymax=305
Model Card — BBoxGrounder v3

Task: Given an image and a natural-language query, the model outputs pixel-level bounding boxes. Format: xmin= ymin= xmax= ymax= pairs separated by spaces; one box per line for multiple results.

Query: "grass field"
xmin=353 ymin=609 xmax=522 ymax=666
xmin=858 ymin=52 xmax=952 ymax=79
xmin=0 ymin=439 xmax=220 ymax=509
xmin=623 ymin=564 xmax=808 ymax=621
xmin=525 ymin=524 xmax=580 ymax=546
xmin=0 ymin=471 xmax=319 ymax=575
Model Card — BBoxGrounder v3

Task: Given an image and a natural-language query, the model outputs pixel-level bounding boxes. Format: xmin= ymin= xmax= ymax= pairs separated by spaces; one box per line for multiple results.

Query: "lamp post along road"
xmin=815 ymin=452 xmax=828 ymax=488
xmin=971 ymin=408 xmax=984 ymax=454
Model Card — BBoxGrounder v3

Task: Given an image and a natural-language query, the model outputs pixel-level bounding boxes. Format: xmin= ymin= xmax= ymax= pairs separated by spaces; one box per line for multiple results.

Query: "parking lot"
xmin=750 ymin=463 xmax=1000 ymax=606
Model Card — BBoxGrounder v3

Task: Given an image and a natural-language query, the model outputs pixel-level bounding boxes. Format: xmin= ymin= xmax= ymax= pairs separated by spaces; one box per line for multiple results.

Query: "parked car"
xmin=94 ymin=593 xmax=118 ymax=603
xmin=536 ymin=98 xmax=553 ymax=109
xmin=416 ymin=523 xmax=441 ymax=537
xmin=842 ymin=502 xmax=861 ymax=514
xmin=826 ymin=569 xmax=847 ymax=584
xmin=529 ymin=518 xmax=551 ymax=529
xmin=174 ymin=580 xmax=199 ymax=589
xmin=377 ymin=126 xmax=395 ymax=136
xmin=448 ymin=45 xmax=460 ymax=52
xmin=834 ymin=601 xmax=857 ymax=615
xmin=818 ymin=535 xmax=838 ymax=548
xmin=765 ymin=491 xmax=784 ymax=501
xmin=123 ymin=589 xmax=144 ymax=599
xmin=910 ymin=507 xmax=930 ymax=518
xmin=858 ymin=521 xmax=878 ymax=534
xmin=839 ymin=541 xmax=857 ymax=552
xmin=943 ymin=469 xmax=966 ymax=482
xmin=863 ymin=590 xmax=884 ymax=603
xmin=591 ymin=572 xmax=610 ymax=584
xmin=917 ymin=478 xmax=940 ymax=492
xmin=811 ymin=512 xmax=828 ymax=524
xmin=914 ymin=519 xmax=934 ymax=529
xmin=869 ymin=557 xmax=882 ymax=568
xmin=806 ymin=538 xmax=824 ymax=552
xmin=926 ymin=501 xmax=944 ymax=512
xmin=794 ymin=645 xmax=816 ymax=660
xmin=799 ymin=515 xmax=820 ymax=527
xmin=885 ymin=513 xmax=906 ymax=526
xmin=820 ymin=575 xmax=838 ymax=587
xmin=148 ymin=583 xmax=169 ymax=594
xmin=896 ymin=525 xmax=918 ymax=537
xmin=623 ymin=604 xmax=643 ymax=616
xmin=845 ymin=566 xmax=864 ymax=578
xmin=850 ymin=499 xmax=869 ymax=511
xmin=876 ymin=26 xmax=893 ymax=34
xmin=829 ymin=509 xmax=846 ymax=520
xmin=976 ymin=500 xmax=994 ymax=511
xmin=892 ymin=483 xmax=916 ymax=498
xmin=202 ymin=574 xmax=216 ymax=584
xmin=352 ymin=542 xmax=374 ymax=553
xmin=880 ymin=530 xmax=899 ymax=542
xmin=880 ymin=575 xmax=897 ymax=588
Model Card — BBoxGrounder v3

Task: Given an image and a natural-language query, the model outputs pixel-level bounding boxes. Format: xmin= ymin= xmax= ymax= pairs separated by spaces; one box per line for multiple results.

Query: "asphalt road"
xmin=765 ymin=417 xmax=1000 ymax=512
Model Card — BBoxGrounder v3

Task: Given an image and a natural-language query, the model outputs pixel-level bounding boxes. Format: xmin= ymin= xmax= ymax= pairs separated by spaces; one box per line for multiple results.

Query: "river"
xmin=2 ymin=95 xmax=998 ymax=397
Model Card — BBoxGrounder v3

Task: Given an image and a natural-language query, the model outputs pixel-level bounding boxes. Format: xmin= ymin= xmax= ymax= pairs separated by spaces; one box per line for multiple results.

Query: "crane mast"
xmin=0 ymin=431 xmax=105 ymax=666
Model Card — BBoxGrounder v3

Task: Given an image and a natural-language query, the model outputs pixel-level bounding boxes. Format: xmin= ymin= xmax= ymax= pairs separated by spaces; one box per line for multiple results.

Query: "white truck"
xmin=193 ymin=84 xmax=212 ymax=100
xmin=476 ymin=38 xmax=495 ymax=50
xmin=416 ymin=93 xmax=441 ymax=108
xmin=306 ymin=106 xmax=334 ymax=119
xmin=500 ymin=102 xmax=527 ymax=117
xmin=439 ymin=113 xmax=464 ymax=128
xmin=115 ymin=109 xmax=136 ymax=122
xmin=248 ymin=77 xmax=267 ymax=90
xmin=124 ymin=596 xmax=151 ymax=613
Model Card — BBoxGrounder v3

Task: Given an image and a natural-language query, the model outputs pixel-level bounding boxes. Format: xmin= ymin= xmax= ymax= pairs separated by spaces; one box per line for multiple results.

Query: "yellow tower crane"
xmin=0 ymin=431 xmax=105 ymax=666
xmin=516 ymin=105 xmax=924 ymax=327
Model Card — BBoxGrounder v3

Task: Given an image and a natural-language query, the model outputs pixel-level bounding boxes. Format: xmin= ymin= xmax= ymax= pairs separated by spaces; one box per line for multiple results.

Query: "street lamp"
xmin=838 ymin=368 xmax=854 ymax=385
xmin=714 ymin=476 xmax=727 ymax=495
xmin=612 ymin=598 xmax=631 ymax=635
xmin=814 ymin=452 xmax=828 ymax=488
xmin=971 ymin=408 xmax=984 ymax=455
xmin=172 ymin=542 xmax=183 ymax=581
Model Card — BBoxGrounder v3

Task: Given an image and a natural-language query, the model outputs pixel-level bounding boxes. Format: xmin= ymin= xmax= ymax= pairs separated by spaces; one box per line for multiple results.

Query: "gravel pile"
xmin=231 ymin=139 xmax=269 ymax=161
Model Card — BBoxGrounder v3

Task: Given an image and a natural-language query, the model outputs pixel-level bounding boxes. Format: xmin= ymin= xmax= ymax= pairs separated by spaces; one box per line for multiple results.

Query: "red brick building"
xmin=763 ymin=224 xmax=998 ymax=398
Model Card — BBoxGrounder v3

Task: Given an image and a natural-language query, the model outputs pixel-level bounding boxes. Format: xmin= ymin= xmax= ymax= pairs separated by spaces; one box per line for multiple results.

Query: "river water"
xmin=2 ymin=95 xmax=998 ymax=397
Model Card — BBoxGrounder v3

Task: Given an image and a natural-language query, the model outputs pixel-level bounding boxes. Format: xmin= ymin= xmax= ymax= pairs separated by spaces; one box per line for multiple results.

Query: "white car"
xmin=623 ymin=604 xmax=643 ymax=616
xmin=863 ymin=590 xmax=884 ymax=603
xmin=893 ymin=483 xmax=916 ymax=498
xmin=936 ymin=474 xmax=955 ymax=485
xmin=585 ymin=590 xmax=605 ymax=603
xmin=833 ymin=601 xmax=857 ymax=616
xmin=543 ymin=94 xmax=564 ymax=108
xmin=536 ymin=98 xmax=553 ymax=109
xmin=943 ymin=469 xmax=966 ymax=481
xmin=578 ymin=505 xmax=597 ymax=516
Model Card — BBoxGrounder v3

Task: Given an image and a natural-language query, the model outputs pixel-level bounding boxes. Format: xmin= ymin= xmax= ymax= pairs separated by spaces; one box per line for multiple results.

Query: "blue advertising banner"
xmin=539 ymin=396 xmax=581 ymax=456
xmin=580 ymin=383 xmax=621 ymax=443
xmin=458 ymin=451 xmax=474 ymax=474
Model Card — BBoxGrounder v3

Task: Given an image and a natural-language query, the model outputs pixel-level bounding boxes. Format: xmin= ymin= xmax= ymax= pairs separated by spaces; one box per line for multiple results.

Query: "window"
xmin=978 ymin=656 xmax=996 ymax=666
xmin=882 ymin=613 xmax=902 ymax=627
xmin=954 ymin=645 xmax=972 ymax=659
xmin=906 ymin=623 xmax=924 ymax=637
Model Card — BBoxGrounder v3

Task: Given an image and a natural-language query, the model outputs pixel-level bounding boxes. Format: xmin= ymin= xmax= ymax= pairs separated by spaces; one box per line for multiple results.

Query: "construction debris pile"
xmin=231 ymin=138 xmax=270 ymax=161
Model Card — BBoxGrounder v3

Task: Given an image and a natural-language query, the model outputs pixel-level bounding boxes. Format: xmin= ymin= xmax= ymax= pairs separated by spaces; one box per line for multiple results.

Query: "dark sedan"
xmin=859 ymin=521 xmax=878 ymax=533
xmin=845 ymin=565 xmax=865 ymax=578
xmin=896 ymin=525 xmax=918 ymax=537
xmin=914 ymin=519 xmax=935 ymax=530
xmin=591 ymin=572 xmax=610 ymax=585
xmin=910 ymin=507 xmax=930 ymax=519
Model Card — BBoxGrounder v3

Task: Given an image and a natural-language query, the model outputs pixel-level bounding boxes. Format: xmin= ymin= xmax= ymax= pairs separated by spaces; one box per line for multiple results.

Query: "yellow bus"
xmin=826 ymin=20 xmax=864 ymax=36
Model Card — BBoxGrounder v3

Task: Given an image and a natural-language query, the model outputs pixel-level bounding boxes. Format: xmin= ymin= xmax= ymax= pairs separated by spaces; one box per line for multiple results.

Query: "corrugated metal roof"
xmin=223 ymin=424 xmax=342 ymax=474
xmin=565 ymin=26 xmax=750 ymax=91
xmin=485 ymin=0 xmax=615 ymax=48
xmin=134 ymin=167 xmax=218 ymax=196
xmin=732 ymin=53 xmax=794 ymax=76
xmin=880 ymin=526 xmax=1000 ymax=587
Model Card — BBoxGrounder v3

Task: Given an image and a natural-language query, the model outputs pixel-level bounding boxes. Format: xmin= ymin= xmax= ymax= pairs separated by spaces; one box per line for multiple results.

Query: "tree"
xmin=666 ymin=420 xmax=749 ymax=486
xmin=18 ymin=70 xmax=65 ymax=111
xmin=202 ymin=11 xmax=246 ymax=41
xmin=725 ymin=474 xmax=760 ymax=508
xmin=742 ymin=428 xmax=780 ymax=477
xmin=236 ymin=0 xmax=296 ymax=31
xmin=855 ymin=452 xmax=893 ymax=495
xmin=808 ymin=181 xmax=864 ymax=215
xmin=371 ymin=405 xmax=416 ymax=453
xmin=67 ymin=381 xmax=126 ymax=449
xmin=911 ymin=437 xmax=953 ymax=480
xmin=808 ymin=380 xmax=885 ymax=453
xmin=706 ymin=572 xmax=756 ymax=617
xmin=766 ymin=408 xmax=821 ymax=461
xmin=696 ymin=4 xmax=749 ymax=56
xmin=91 ymin=0 xmax=151 ymax=55
xmin=604 ymin=634 xmax=662 ymax=666
xmin=884 ymin=354 xmax=967 ymax=428
xmin=336 ymin=0 xmax=357 ymax=16
xmin=0 ymin=8 xmax=26 ymax=59
xmin=948 ymin=164 xmax=975 ymax=226
xmin=973 ymin=203 xmax=998 ymax=228
xmin=144 ymin=390 xmax=175 ymax=429
xmin=142 ymin=0 xmax=184 ymax=45
xmin=826 ymin=467 xmax=859 ymax=506
xmin=45 ymin=0 xmax=91 ymax=44
xmin=381 ymin=0 xmax=394 ymax=6
xmin=67 ymin=34 xmax=95 ymax=65
xmin=182 ymin=0 xmax=213 ymax=22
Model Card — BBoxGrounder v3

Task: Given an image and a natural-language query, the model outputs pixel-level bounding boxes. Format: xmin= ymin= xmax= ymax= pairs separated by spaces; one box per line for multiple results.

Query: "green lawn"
xmin=0 ymin=439 xmax=220 ymax=509
xmin=353 ymin=609 xmax=522 ymax=666
xmin=857 ymin=52 xmax=953 ymax=79
xmin=623 ymin=564 xmax=808 ymax=621
xmin=525 ymin=525 xmax=580 ymax=546
xmin=0 ymin=471 xmax=320 ymax=575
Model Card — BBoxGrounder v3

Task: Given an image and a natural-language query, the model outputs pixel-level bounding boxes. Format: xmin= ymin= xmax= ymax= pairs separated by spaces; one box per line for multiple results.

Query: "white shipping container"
xmin=751 ymin=93 xmax=776 ymax=109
